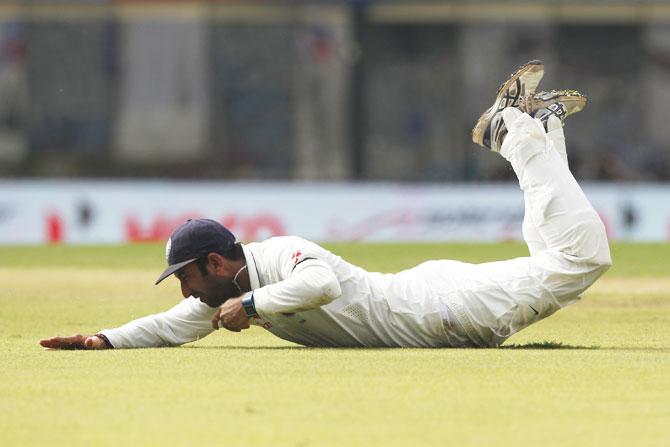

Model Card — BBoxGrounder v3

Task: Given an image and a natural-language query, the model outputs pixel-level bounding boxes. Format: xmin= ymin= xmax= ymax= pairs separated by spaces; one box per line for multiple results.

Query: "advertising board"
xmin=0 ymin=181 xmax=667 ymax=244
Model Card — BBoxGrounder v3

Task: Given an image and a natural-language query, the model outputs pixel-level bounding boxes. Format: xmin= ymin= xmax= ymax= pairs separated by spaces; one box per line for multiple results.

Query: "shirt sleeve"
xmin=98 ymin=297 xmax=217 ymax=349
xmin=253 ymin=239 xmax=342 ymax=314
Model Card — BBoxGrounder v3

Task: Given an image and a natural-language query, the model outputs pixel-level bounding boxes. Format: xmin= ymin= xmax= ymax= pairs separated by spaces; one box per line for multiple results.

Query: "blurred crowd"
xmin=0 ymin=0 xmax=669 ymax=182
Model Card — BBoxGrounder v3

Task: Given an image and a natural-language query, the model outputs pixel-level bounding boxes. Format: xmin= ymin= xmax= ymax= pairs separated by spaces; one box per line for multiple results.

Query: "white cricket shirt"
xmin=101 ymin=236 xmax=470 ymax=348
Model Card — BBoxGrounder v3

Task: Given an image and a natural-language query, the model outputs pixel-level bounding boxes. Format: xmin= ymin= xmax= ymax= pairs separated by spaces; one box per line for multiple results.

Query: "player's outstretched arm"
xmin=39 ymin=334 xmax=108 ymax=350
xmin=40 ymin=298 xmax=217 ymax=350
xmin=98 ymin=297 xmax=217 ymax=349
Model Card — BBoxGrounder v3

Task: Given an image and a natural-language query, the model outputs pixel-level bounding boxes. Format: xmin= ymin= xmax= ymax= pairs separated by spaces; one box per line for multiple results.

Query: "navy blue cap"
xmin=155 ymin=218 xmax=236 ymax=285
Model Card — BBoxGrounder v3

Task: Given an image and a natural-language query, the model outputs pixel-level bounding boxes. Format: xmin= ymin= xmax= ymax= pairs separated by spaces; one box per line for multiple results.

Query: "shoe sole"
xmin=521 ymin=89 xmax=587 ymax=117
xmin=471 ymin=60 xmax=544 ymax=146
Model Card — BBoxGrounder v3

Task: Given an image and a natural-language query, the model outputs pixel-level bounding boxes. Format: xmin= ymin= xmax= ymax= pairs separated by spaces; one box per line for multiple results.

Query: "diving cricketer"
xmin=40 ymin=61 xmax=612 ymax=349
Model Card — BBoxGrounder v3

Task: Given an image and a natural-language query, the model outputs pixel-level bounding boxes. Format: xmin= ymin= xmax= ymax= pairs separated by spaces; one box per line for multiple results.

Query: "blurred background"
xmin=1 ymin=0 xmax=669 ymax=244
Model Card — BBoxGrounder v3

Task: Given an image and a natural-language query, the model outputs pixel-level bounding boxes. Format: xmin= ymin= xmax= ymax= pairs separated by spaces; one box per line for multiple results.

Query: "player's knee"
xmin=539 ymin=233 xmax=611 ymax=302
xmin=563 ymin=218 xmax=612 ymax=273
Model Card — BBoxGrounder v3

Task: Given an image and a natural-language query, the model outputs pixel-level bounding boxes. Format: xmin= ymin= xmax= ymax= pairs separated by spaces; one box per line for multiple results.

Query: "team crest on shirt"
xmin=165 ymin=238 xmax=172 ymax=261
xmin=291 ymin=250 xmax=303 ymax=265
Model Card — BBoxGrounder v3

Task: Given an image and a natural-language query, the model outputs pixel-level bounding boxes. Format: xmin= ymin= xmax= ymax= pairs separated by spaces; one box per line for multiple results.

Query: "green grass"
xmin=1 ymin=243 xmax=669 ymax=446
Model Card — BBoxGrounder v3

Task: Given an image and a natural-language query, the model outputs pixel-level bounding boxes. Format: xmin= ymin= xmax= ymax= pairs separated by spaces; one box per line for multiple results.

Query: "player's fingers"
xmin=54 ymin=336 xmax=73 ymax=348
xmin=40 ymin=336 xmax=68 ymax=348
xmin=226 ymin=316 xmax=250 ymax=332
xmin=218 ymin=319 xmax=240 ymax=332
xmin=211 ymin=311 xmax=222 ymax=330
xmin=40 ymin=335 xmax=82 ymax=349
xmin=39 ymin=337 xmax=58 ymax=348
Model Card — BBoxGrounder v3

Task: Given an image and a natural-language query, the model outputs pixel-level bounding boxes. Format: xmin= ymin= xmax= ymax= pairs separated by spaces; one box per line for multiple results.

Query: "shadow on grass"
xmin=500 ymin=343 xmax=669 ymax=352
xmin=161 ymin=343 xmax=670 ymax=352
xmin=182 ymin=345 xmax=393 ymax=351
xmin=501 ymin=341 xmax=599 ymax=350
xmin=43 ymin=343 xmax=667 ymax=352
xmin=184 ymin=345 xmax=307 ymax=351
xmin=185 ymin=342 xmax=602 ymax=351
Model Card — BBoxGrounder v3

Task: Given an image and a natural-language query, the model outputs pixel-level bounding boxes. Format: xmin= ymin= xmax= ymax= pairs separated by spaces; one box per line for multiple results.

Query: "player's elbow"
xmin=295 ymin=260 xmax=342 ymax=304
xmin=320 ymin=272 xmax=342 ymax=302
xmin=307 ymin=265 xmax=342 ymax=305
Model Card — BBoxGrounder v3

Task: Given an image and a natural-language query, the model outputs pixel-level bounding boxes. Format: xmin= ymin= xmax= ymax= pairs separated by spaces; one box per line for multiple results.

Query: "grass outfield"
xmin=1 ymin=243 xmax=669 ymax=446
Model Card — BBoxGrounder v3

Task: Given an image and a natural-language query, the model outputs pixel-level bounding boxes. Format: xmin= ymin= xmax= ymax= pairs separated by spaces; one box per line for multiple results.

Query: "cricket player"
xmin=40 ymin=60 xmax=612 ymax=350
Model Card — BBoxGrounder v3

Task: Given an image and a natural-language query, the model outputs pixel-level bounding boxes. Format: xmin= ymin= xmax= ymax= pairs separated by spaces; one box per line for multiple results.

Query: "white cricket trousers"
xmin=430 ymin=108 xmax=612 ymax=347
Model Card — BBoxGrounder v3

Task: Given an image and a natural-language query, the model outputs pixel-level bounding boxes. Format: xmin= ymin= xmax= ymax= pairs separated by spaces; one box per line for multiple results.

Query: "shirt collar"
xmin=241 ymin=243 xmax=261 ymax=290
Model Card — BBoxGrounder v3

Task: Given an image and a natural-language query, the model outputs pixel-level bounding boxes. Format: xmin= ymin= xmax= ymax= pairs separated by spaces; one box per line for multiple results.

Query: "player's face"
xmin=174 ymin=262 xmax=238 ymax=308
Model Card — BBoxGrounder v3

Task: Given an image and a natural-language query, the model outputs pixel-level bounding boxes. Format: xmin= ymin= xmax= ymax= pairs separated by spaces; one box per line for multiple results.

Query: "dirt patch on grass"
xmin=582 ymin=277 xmax=670 ymax=308
xmin=588 ymin=277 xmax=670 ymax=295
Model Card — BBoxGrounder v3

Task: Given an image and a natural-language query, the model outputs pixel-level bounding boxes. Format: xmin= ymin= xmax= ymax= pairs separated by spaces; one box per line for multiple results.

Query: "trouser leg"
xmin=500 ymin=108 xmax=611 ymax=272
xmin=522 ymin=115 xmax=569 ymax=256
xmin=439 ymin=110 xmax=611 ymax=347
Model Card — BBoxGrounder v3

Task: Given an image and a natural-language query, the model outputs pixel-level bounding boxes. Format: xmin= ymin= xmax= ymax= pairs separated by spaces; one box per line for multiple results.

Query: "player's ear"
xmin=206 ymin=253 xmax=226 ymax=274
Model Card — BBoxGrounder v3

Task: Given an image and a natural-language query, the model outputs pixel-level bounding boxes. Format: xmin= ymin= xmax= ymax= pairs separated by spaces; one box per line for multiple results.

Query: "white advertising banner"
xmin=0 ymin=180 xmax=668 ymax=244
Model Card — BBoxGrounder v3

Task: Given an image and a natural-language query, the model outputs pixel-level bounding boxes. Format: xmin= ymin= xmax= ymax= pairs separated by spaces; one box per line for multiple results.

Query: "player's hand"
xmin=39 ymin=334 xmax=108 ymax=350
xmin=211 ymin=298 xmax=250 ymax=332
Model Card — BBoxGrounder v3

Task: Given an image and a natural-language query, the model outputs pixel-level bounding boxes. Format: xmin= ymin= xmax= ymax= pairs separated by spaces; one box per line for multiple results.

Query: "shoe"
xmin=472 ymin=60 xmax=544 ymax=152
xmin=521 ymin=89 xmax=587 ymax=125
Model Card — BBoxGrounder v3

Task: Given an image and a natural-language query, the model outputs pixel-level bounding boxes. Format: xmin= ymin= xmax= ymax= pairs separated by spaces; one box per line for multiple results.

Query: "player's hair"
xmin=195 ymin=242 xmax=245 ymax=276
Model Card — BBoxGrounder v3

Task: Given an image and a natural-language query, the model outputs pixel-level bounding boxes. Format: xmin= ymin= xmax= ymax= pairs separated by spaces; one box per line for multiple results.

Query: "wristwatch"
xmin=95 ymin=333 xmax=114 ymax=349
xmin=241 ymin=293 xmax=259 ymax=318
